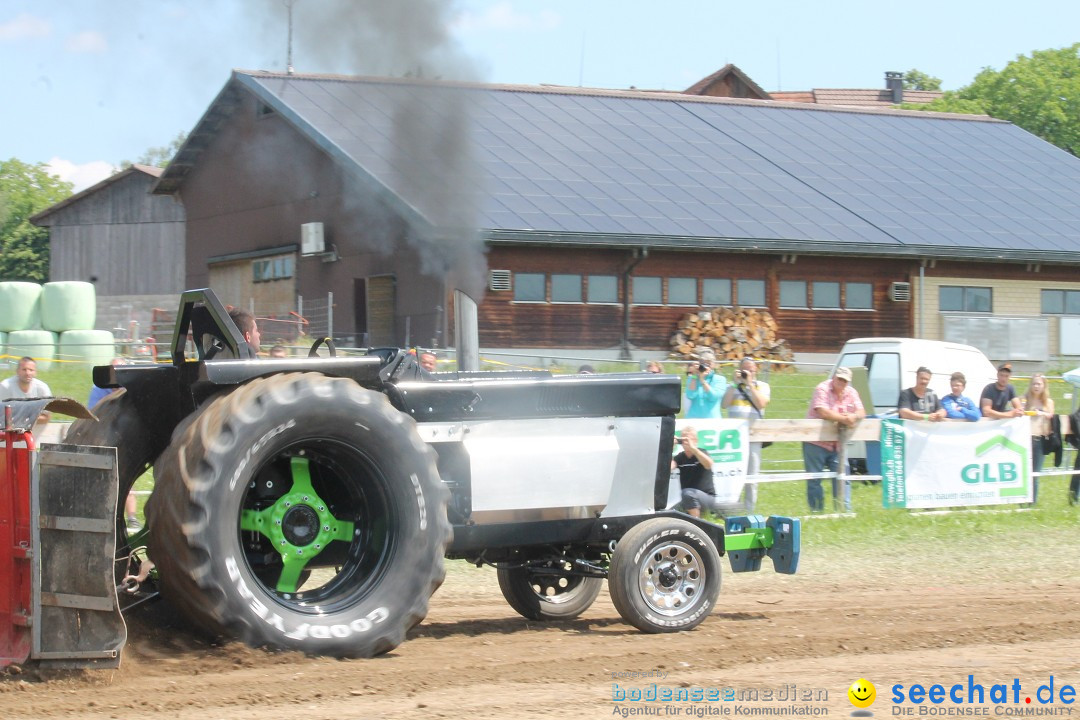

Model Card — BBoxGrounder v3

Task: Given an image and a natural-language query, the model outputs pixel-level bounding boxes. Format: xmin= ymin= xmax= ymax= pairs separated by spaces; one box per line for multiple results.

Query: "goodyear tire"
xmin=497 ymin=564 xmax=603 ymax=621
xmin=146 ymin=373 xmax=451 ymax=657
xmin=65 ymin=389 xmax=164 ymax=582
xmin=608 ymin=518 xmax=721 ymax=633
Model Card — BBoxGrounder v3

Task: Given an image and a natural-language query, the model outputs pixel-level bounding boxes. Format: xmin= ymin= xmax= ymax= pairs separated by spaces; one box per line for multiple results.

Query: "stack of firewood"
xmin=669 ymin=307 xmax=794 ymax=365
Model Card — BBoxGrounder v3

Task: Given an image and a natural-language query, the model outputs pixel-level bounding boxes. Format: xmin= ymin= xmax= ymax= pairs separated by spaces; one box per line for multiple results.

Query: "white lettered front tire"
xmin=608 ymin=518 xmax=721 ymax=633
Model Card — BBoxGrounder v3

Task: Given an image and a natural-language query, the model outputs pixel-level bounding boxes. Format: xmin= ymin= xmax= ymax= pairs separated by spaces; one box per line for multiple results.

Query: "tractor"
xmin=1 ymin=288 xmax=798 ymax=666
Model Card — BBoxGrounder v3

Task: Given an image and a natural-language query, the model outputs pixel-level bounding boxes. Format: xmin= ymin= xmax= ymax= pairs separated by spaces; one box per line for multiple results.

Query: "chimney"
xmin=885 ymin=71 xmax=904 ymax=104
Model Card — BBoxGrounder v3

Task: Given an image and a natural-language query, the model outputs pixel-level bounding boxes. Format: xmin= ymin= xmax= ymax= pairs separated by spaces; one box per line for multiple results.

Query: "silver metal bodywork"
xmin=417 ymin=416 xmax=663 ymax=523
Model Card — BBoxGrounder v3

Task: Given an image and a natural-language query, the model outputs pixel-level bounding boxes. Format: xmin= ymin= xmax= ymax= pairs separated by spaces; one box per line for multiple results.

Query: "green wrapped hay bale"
xmin=6 ymin=330 xmax=58 ymax=370
xmin=41 ymin=281 xmax=96 ymax=332
xmin=59 ymin=329 xmax=115 ymax=367
xmin=0 ymin=282 xmax=42 ymax=332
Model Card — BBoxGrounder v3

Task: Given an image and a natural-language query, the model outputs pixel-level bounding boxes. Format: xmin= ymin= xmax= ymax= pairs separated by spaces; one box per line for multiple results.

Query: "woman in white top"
xmin=1023 ymin=373 xmax=1054 ymax=504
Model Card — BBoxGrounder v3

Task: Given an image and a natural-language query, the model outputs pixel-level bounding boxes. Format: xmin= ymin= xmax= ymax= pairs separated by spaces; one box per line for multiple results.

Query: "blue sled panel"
xmin=766 ymin=516 xmax=800 ymax=574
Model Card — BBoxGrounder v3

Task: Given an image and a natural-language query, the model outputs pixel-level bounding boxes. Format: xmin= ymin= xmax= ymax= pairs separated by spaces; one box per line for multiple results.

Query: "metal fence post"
xmin=327 ymin=291 xmax=333 ymax=341
xmin=836 ymin=424 xmax=850 ymax=512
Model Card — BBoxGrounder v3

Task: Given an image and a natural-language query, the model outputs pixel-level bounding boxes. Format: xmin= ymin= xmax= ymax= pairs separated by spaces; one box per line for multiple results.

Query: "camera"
xmin=737 ymin=370 xmax=747 ymax=380
xmin=698 ymin=363 xmax=708 ymax=372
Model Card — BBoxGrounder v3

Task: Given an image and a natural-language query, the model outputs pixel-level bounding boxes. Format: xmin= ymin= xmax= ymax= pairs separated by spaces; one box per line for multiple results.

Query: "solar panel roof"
xmin=226 ymin=72 xmax=1080 ymax=261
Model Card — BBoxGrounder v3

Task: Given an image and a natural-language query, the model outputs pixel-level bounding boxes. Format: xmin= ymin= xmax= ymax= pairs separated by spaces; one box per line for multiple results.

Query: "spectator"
xmin=269 ymin=344 xmax=288 ymax=358
xmin=419 ymin=351 xmax=438 ymax=372
xmin=980 ymin=363 xmax=1023 ymax=419
xmin=942 ymin=372 xmax=981 ymax=421
xmin=227 ymin=308 xmax=262 ymax=355
xmin=897 ymin=366 xmax=947 ymax=422
xmin=671 ymin=425 xmax=719 ymax=518
xmin=1 ymin=356 xmax=53 ymax=424
xmin=684 ymin=350 xmax=726 ymax=419
xmin=1 ymin=356 xmax=52 ymax=400
xmin=577 ymin=364 xmax=595 ymax=374
xmin=645 ymin=361 xmax=663 ymax=374
xmin=803 ymin=366 xmax=864 ymax=513
xmin=722 ymin=357 xmax=770 ymax=512
xmin=1024 ymin=373 xmax=1054 ymax=503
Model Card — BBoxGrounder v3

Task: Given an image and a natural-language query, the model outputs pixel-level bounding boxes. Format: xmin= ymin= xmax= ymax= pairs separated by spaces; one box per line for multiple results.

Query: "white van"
xmin=830 ymin=338 xmax=997 ymax=474
xmin=832 ymin=338 xmax=997 ymax=416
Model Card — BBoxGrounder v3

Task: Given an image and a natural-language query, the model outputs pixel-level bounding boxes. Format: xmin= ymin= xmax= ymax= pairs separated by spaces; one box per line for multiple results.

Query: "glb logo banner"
xmin=881 ymin=417 xmax=1032 ymax=509
xmin=673 ymin=419 xmax=750 ymax=504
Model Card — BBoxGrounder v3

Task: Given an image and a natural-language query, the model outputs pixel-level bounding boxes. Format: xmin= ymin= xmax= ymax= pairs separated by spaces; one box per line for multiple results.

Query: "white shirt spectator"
xmin=0 ymin=376 xmax=52 ymax=400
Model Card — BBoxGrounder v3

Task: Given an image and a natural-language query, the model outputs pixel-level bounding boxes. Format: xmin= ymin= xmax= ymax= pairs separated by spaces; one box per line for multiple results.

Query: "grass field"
xmin=15 ymin=357 xmax=1078 ymax=553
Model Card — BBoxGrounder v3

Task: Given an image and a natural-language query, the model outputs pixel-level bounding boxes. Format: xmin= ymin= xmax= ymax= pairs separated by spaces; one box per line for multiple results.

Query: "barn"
xmin=152 ymin=70 xmax=1080 ymax=364
xmin=31 ymin=164 xmax=185 ymax=336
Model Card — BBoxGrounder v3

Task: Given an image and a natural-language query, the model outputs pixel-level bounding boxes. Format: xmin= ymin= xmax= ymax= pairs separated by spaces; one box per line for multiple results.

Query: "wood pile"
xmin=669 ymin=307 xmax=794 ymax=365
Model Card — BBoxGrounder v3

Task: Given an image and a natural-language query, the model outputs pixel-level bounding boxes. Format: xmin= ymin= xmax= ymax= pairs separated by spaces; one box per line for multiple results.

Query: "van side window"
xmin=866 ymin=353 xmax=900 ymax=414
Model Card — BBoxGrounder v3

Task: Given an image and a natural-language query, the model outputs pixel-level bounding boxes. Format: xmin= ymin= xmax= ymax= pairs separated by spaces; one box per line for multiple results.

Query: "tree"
xmin=902 ymin=69 xmax=942 ymax=91
xmin=119 ymin=131 xmax=188 ymax=170
xmin=958 ymin=44 xmax=1080 ymax=156
xmin=0 ymin=159 xmax=73 ymax=282
xmin=910 ymin=44 xmax=1080 ymax=155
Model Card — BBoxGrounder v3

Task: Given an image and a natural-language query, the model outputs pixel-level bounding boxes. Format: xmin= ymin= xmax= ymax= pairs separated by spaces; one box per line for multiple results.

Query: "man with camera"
xmin=722 ymin=357 xmax=771 ymax=512
xmin=684 ymin=349 xmax=726 ymax=419
xmin=670 ymin=425 xmax=718 ymax=517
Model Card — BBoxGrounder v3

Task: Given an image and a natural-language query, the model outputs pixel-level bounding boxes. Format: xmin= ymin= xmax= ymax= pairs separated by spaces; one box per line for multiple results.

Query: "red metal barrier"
xmin=0 ymin=408 xmax=34 ymax=667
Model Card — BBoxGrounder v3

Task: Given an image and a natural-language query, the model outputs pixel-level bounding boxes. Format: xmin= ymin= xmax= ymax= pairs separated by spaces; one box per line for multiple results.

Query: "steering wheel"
xmin=307 ymin=337 xmax=337 ymax=358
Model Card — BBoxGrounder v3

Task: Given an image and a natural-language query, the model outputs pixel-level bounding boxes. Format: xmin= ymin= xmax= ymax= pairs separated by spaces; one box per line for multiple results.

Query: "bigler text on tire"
xmin=146 ymin=373 xmax=451 ymax=657
xmin=608 ymin=518 xmax=721 ymax=633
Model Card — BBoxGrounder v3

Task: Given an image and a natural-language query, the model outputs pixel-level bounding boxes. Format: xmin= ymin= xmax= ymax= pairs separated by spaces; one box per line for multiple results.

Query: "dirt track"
xmin=4 ymin=543 xmax=1080 ymax=720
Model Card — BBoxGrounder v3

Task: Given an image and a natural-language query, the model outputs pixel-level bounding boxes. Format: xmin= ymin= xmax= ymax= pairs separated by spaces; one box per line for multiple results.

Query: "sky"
xmin=3 ymin=0 xmax=1080 ymax=192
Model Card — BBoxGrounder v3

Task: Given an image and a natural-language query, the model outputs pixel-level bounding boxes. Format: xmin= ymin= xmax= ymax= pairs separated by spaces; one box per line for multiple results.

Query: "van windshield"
xmin=839 ymin=351 xmax=900 ymax=414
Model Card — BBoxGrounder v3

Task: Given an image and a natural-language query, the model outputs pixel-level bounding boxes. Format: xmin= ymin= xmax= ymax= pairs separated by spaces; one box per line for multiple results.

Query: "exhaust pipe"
xmin=454 ymin=290 xmax=479 ymax=371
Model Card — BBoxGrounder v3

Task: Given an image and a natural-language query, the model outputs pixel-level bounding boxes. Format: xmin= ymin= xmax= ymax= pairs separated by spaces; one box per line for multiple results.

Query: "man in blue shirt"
xmin=942 ymin=371 xmax=981 ymax=421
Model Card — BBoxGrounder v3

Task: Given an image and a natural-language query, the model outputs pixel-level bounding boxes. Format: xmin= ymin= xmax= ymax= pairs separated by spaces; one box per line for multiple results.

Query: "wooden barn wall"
xmin=480 ymin=247 xmax=914 ymax=353
xmin=178 ymin=90 xmax=444 ymax=346
xmin=46 ymin=172 xmax=186 ymax=295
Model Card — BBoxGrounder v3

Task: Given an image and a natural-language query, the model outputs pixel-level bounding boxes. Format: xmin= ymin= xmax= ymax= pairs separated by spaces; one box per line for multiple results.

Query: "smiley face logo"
xmin=848 ymin=678 xmax=876 ymax=708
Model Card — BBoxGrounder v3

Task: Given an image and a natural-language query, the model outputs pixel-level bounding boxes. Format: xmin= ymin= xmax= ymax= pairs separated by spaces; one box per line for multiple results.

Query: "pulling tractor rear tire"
xmin=146 ymin=373 xmax=451 ymax=657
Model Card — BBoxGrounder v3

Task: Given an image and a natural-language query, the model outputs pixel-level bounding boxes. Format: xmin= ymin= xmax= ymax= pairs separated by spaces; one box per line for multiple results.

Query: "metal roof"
xmin=157 ymin=71 xmax=1080 ymax=264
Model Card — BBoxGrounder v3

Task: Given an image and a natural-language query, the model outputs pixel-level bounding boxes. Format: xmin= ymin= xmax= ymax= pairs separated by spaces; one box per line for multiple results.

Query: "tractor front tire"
xmin=146 ymin=373 xmax=451 ymax=657
xmin=497 ymin=565 xmax=603 ymax=621
xmin=608 ymin=518 xmax=721 ymax=633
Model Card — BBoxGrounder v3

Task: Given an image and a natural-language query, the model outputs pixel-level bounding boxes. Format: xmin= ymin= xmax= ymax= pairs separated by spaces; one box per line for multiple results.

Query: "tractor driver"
xmin=227 ymin=308 xmax=262 ymax=356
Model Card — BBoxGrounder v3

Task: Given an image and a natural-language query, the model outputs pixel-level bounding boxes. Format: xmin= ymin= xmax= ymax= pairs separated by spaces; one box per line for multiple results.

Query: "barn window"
xmin=737 ymin=279 xmax=766 ymax=307
xmin=845 ymin=282 xmax=873 ymax=309
xmin=587 ymin=275 xmax=618 ymax=303
xmin=253 ymin=256 xmax=294 ymax=283
xmin=551 ymin=274 xmax=582 ymax=303
xmin=940 ymin=286 xmax=991 ymax=313
xmin=779 ymin=281 xmax=807 ymax=308
xmin=1042 ymin=289 xmax=1080 ymax=314
xmin=703 ymin=279 xmax=731 ymax=306
xmin=513 ymin=273 xmax=545 ymax=302
xmin=632 ymin=277 xmax=662 ymax=305
xmin=812 ymin=282 xmax=840 ymax=309
xmin=667 ymin=278 xmax=697 ymax=306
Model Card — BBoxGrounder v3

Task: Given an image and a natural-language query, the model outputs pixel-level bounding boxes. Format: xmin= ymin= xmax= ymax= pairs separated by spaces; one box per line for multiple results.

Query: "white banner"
xmin=670 ymin=419 xmax=750 ymax=507
xmin=881 ymin=417 xmax=1033 ymax=509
